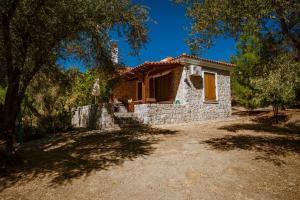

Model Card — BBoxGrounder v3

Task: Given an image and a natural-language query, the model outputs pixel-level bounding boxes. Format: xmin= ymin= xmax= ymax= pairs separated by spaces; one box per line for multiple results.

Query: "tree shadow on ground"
xmin=251 ymin=112 xmax=291 ymax=124
xmin=232 ymin=109 xmax=269 ymax=117
xmin=0 ymin=124 xmax=177 ymax=192
xmin=202 ymin=134 xmax=300 ymax=166
xmin=202 ymin=112 xmax=300 ymax=166
xmin=218 ymin=114 xmax=299 ymax=137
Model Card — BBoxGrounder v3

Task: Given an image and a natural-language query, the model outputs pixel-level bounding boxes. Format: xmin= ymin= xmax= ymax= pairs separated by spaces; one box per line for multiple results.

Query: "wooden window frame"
xmin=202 ymin=70 xmax=218 ymax=103
xmin=136 ymin=81 xmax=143 ymax=101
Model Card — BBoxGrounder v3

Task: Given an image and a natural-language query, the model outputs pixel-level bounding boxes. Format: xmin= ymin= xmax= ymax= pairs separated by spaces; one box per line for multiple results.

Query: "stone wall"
xmin=71 ymin=104 xmax=117 ymax=129
xmin=72 ymin=65 xmax=232 ymax=127
xmin=135 ymin=104 xmax=189 ymax=124
xmin=134 ymin=65 xmax=232 ymax=125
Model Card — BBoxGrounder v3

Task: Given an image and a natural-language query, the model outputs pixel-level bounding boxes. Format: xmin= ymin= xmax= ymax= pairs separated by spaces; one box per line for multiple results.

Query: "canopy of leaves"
xmin=251 ymin=54 xmax=300 ymax=108
xmin=176 ymin=0 xmax=300 ymax=55
xmin=231 ymin=31 xmax=262 ymax=109
xmin=0 ymin=86 xmax=5 ymax=105
xmin=0 ymin=0 xmax=148 ymax=90
xmin=0 ymin=0 xmax=149 ymax=152
xmin=25 ymin=66 xmax=110 ymax=133
xmin=65 ymin=69 xmax=110 ymax=108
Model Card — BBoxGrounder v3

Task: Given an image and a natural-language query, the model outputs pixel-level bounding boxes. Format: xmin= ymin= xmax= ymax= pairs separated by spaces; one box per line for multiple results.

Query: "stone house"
xmin=110 ymin=53 xmax=235 ymax=125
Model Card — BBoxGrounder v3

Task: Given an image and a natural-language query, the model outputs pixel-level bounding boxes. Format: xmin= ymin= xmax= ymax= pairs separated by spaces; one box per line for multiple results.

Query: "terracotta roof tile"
xmin=131 ymin=60 xmax=181 ymax=73
xmin=173 ymin=53 xmax=236 ymax=67
xmin=117 ymin=67 xmax=132 ymax=73
xmin=118 ymin=53 xmax=235 ymax=78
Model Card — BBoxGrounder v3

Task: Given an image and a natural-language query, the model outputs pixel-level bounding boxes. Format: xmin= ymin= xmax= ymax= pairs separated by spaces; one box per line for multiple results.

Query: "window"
xmin=148 ymin=73 xmax=173 ymax=102
xmin=204 ymin=72 xmax=216 ymax=101
xmin=137 ymin=81 xmax=142 ymax=100
xmin=154 ymin=73 xmax=172 ymax=102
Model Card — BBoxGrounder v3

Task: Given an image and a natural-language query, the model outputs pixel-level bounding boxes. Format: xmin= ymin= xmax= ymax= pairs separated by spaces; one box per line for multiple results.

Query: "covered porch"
xmin=112 ymin=60 xmax=183 ymax=111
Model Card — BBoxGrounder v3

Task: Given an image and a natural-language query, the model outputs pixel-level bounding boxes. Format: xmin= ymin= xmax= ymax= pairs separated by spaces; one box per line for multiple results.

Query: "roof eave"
xmin=179 ymin=57 xmax=235 ymax=71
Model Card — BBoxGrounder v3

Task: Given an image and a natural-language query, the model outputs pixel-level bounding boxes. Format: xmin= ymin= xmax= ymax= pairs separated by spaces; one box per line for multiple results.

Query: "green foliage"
xmin=26 ymin=66 xmax=111 ymax=133
xmin=177 ymin=0 xmax=300 ymax=55
xmin=65 ymin=69 xmax=110 ymax=108
xmin=231 ymin=32 xmax=262 ymax=109
xmin=1 ymin=0 xmax=149 ymax=72
xmin=0 ymin=0 xmax=149 ymax=147
xmin=251 ymin=55 xmax=300 ymax=109
xmin=0 ymin=86 xmax=6 ymax=105
xmin=177 ymin=0 xmax=300 ymax=111
xmin=232 ymin=33 xmax=261 ymax=83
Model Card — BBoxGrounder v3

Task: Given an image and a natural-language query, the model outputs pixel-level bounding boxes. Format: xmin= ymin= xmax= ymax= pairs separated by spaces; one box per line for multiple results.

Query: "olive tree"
xmin=0 ymin=0 xmax=148 ymax=157
xmin=251 ymin=55 xmax=300 ymax=123
xmin=176 ymin=0 xmax=300 ymax=56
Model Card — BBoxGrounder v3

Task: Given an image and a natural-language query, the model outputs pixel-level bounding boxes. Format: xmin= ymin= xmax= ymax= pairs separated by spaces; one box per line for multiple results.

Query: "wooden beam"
xmin=142 ymin=72 xmax=148 ymax=104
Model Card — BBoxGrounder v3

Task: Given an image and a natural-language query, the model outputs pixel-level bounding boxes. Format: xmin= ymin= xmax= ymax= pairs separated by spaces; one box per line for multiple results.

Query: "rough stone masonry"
xmin=72 ymin=54 xmax=233 ymax=129
xmin=71 ymin=61 xmax=232 ymax=129
xmin=134 ymin=65 xmax=232 ymax=125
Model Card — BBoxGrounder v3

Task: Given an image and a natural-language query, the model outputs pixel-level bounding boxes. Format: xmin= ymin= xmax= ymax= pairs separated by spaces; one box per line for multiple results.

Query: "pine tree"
xmin=231 ymin=32 xmax=261 ymax=110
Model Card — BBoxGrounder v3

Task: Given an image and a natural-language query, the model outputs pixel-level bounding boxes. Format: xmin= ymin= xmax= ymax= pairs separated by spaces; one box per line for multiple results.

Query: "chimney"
xmin=111 ymin=43 xmax=118 ymax=64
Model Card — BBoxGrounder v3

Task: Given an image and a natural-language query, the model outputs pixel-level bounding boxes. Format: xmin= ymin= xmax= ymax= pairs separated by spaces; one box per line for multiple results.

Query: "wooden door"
xmin=204 ymin=72 xmax=216 ymax=101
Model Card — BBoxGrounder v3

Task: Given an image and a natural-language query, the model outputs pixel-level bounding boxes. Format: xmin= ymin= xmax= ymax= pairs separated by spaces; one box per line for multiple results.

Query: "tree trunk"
xmin=1 ymin=74 xmax=23 ymax=157
xmin=273 ymin=105 xmax=279 ymax=124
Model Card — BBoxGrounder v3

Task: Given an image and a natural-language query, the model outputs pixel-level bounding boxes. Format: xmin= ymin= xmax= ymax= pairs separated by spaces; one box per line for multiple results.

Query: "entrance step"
xmin=113 ymin=112 xmax=142 ymax=128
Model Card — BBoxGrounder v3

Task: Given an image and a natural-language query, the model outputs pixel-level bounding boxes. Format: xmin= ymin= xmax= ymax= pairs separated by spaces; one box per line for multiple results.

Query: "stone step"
xmin=113 ymin=112 xmax=142 ymax=127
xmin=112 ymin=104 xmax=128 ymax=113
xmin=114 ymin=117 xmax=140 ymax=124
xmin=114 ymin=112 xmax=136 ymax=118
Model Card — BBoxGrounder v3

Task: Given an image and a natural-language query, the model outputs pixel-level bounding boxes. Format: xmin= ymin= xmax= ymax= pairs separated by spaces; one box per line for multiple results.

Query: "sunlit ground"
xmin=1 ymin=109 xmax=299 ymax=200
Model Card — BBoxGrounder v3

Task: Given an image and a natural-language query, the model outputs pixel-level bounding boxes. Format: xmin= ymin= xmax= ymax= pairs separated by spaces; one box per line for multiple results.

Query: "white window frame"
xmin=202 ymin=70 xmax=218 ymax=102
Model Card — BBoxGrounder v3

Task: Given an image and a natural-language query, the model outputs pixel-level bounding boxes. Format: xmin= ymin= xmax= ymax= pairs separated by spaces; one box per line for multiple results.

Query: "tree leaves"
xmin=251 ymin=54 xmax=300 ymax=108
xmin=177 ymin=0 xmax=300 ymax=55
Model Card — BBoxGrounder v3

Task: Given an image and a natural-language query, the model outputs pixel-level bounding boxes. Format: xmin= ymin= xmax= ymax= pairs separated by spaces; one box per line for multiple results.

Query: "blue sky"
xmin=59 ymin=0 xmax=237 ymax=69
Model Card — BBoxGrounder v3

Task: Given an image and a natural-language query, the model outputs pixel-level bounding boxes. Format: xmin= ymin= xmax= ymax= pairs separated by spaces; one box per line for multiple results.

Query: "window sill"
xmin=203 ymin=100 xmax=218 ymax=104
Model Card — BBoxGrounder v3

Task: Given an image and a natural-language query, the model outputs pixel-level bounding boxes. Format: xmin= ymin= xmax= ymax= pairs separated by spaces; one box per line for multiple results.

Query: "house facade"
xmin=111 ymin=53 xmax=235 ymax=125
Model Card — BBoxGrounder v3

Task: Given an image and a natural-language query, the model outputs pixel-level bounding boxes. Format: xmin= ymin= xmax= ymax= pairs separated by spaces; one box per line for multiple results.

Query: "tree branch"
xmin=1 ymin=0 xmax=21 ymax=77
xmin=27 ymin=100 xmax=43 ymax=119
xmin=274 ymin=4 xmax=300 ymax=54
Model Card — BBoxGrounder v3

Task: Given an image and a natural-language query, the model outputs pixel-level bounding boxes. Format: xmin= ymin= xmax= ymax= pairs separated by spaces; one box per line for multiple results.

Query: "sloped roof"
xmin=117 ymin=67 xmax=132 ymax=74
xmin=119 ymin=53 xmax=235 ymax=76
xmin=131 ymin=60 xmax=181 ymax=73
xmin=173 ymin=53 xmax=236 ymax=67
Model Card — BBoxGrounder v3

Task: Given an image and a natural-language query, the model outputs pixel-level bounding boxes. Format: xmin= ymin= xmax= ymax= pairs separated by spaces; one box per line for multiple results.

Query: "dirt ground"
xmin=1 ymin=109 xmax=299 ymax=200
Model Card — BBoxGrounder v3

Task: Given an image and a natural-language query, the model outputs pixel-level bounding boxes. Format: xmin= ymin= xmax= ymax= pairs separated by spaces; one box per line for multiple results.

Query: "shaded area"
xmin=203 ymin=114 xmax=300 ymax=166
xmin=218 ymin=122 xmax=299 ymax=136
xmin=232 ymin=109 xmax=269 ymax=117
xmin=251 ymin=112 xmax=291 ymax=124
xmin=232 ymin=109 xmax=297 ymax=125
xmin=0 ymin=125 xmax=177 ymax=191
xmin=202 ymin=135 xmax=300 ymax=166
xmin=189 ymin=75 xmax=202 ymax=89
xmin=218 ymin=119 xmax=299 ymax=137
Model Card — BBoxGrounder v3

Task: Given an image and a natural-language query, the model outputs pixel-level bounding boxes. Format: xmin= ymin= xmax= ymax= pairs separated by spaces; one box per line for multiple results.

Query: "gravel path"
xmin=1 ymin=111 xmax=299 ymax=200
